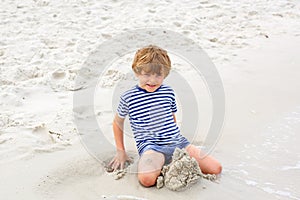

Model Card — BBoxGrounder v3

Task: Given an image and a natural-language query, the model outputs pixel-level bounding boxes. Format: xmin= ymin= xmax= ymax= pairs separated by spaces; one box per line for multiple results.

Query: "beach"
xmin=1 ymin=0 xmax=300 ymax=199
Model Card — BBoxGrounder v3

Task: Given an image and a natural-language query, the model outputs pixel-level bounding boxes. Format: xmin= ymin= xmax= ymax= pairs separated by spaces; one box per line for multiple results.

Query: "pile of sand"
xmin=157 ymin=148 xmax=216 ymax=191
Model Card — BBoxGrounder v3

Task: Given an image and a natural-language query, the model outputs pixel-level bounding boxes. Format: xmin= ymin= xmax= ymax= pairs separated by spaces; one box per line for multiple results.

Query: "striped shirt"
xmin=117 ymin=84 xmax=188 ymax=155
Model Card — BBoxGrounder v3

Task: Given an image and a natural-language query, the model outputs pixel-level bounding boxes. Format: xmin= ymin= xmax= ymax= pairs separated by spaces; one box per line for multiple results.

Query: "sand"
xmin=157 ymin=148 xmax=214 ymax=191
xmin=1 ymin=0 xmax=300 ymax=199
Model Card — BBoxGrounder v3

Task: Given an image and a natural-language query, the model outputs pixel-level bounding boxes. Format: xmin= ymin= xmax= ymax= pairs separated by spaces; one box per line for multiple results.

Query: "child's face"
xmin=136 ymin=70 xmax=165 ymax=92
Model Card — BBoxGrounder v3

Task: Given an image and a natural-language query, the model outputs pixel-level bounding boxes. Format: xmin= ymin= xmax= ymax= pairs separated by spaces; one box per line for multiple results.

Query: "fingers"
xmin=120 ymin=162 xmax=124 ymax=170
xmin=108 ymin=158 xmax=115 ymax=166
xmin=111 ymin=160 xmax=127 ymax=171
xmin=112 ymin=160 xmax=120 ymax=171
xmin=108 ymin=158 xmax=120 ymax=171
xmin=108 ymin=153 xmax=132 ymax=172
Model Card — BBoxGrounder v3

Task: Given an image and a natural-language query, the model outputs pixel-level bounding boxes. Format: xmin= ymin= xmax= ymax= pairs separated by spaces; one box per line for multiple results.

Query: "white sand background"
xmin=1 ymin=0 xmax=300 ymax=199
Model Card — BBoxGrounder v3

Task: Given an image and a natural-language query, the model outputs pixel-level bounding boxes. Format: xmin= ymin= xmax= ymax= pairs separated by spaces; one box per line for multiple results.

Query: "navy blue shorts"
xmin=141 ymin=140 xmax=190 ymax=164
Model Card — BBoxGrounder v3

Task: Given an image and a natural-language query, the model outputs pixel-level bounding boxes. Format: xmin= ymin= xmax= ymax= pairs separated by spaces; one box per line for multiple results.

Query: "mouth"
xmin=146 ymin=84 xmax=156 ymax=88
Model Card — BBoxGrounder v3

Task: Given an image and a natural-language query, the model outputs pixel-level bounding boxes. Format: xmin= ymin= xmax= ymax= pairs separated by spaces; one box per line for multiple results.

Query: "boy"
xmin=109 ymin=45 xmax=222 ymax=187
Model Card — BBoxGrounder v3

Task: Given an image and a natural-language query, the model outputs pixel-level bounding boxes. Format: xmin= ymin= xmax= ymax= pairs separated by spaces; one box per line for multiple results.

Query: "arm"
xmin=109 ymin=114 xmax=131 ymax=170
xmin=113 ymin=114 xmax=125 ymax=151
xmin=172 ymin=113 xmax=177 ymax=123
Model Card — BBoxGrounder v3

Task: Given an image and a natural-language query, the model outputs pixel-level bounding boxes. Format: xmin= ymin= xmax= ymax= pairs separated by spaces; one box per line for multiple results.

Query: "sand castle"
xmin=156 ymin=148 xmax=202 ymax=191
xmin=156 ymin=148 xmax=216 ymax=191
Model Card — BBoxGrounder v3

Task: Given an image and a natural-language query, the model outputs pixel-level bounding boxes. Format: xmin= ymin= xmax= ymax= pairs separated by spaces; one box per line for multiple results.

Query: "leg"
xmin=185 ymin=144 xmax=222 ymax=174
xmin=138 ymin=150 xmax=165 ymax=187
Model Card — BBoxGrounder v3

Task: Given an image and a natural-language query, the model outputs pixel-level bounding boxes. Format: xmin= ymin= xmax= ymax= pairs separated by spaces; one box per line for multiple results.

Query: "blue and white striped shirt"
xmin=117 ymin=84 xmax=188 ymax=155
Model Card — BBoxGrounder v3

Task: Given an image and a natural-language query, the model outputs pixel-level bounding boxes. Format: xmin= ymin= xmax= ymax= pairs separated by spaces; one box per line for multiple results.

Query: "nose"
xmin=148 ymin=74 xmax=157 ymax=83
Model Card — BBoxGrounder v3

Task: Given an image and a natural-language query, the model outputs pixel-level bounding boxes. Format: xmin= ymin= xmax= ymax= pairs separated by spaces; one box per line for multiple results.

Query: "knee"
xmin=138 ymin=173 xmax=157 ymax=187
xmin=211 ymin=163 xmax=222 ymax=174
xmin=201 ymin=161 xmax=222 ymax=175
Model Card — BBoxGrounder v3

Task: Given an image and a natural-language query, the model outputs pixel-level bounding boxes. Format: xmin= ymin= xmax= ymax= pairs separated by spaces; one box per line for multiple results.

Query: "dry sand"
xmin=1 ymin=0 xmax=300 ymax=199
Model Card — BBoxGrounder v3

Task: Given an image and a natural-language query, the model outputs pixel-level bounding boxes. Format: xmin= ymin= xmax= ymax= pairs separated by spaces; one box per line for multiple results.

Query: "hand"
xmin=109 ymin=150 xmax=131 ymax=171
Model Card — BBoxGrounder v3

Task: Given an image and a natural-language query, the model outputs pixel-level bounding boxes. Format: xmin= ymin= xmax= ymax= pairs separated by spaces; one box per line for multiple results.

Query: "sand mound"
xmin=157 ymin=148 xmax=202 ymax=191
xmin=157 ymin=148 xmax=217 ymax=191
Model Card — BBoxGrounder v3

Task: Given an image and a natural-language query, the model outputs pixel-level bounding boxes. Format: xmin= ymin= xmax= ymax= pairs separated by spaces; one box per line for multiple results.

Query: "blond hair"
xmin=132 ymin=45 xmax=171 ymax=77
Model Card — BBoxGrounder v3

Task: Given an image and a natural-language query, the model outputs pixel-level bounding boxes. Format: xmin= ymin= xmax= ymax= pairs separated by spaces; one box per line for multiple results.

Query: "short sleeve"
xmin=117 ymin=95 xmax=129 ymax=118
xmin=171 ymin=90 xmax=177 ymax=113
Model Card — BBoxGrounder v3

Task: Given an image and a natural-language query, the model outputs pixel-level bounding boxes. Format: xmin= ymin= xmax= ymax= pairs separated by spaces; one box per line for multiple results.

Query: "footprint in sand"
xmin=52 ymin=69 xmax=66 ymax=80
